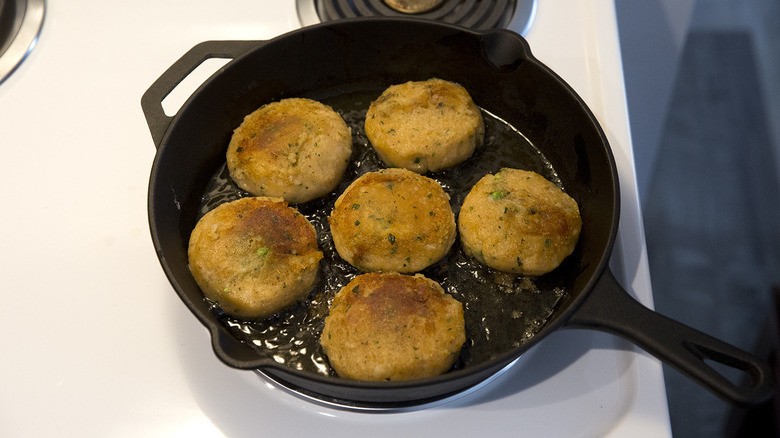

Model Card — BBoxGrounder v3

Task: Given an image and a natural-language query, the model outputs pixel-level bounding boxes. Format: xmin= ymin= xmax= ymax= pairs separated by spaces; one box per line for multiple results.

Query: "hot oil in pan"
xmin=198 ymin=89 xmax=567 ymax=376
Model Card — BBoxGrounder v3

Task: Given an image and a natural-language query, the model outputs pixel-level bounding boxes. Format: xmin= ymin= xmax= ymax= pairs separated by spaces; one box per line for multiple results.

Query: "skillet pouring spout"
xmin=565 ymin=268 xmax=774 ymax=407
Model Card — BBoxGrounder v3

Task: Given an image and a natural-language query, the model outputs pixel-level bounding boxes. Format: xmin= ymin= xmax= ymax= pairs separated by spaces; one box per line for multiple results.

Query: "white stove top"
xmin=0 ymin=1 xmax=671 ymax=436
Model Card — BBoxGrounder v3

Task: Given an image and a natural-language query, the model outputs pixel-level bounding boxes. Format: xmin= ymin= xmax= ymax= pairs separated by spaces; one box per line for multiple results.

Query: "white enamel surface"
xmin=0 ymin=1 xmax=670 ymax=436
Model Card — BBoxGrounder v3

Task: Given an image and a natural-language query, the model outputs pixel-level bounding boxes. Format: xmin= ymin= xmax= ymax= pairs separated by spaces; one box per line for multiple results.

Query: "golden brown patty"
xmin=188 ymin=197 xmax=323 ymax=319
xmin=320 ymin=272 xmax=465 ymax=381
xmin=364 ymin=78 xmax=484 ymax=173
xmin=226 ymin=98 xmax=352 ymax=203
xmin=328 ymin=168 xmax=456 ymax=273
xmin=458 ymin=168 xmax=582 ymax=276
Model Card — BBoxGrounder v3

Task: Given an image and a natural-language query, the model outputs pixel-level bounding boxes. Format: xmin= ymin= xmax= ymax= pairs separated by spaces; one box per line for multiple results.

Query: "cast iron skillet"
xmin=142 ymin=18 xmax=773 ymax=408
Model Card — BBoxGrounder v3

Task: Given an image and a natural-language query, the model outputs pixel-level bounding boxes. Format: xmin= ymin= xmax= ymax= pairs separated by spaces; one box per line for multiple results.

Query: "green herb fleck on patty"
xmin=490 ymin=191 xmax=506 ymax=200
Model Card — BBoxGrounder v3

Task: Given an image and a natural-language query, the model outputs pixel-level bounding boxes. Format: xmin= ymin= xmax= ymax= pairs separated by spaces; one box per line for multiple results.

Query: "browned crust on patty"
xmin=365 ymin=78 xmax=484 ymax=173
xmin=188 ymin=197 xmax=323 ymax=319
xmin=320 ymin=272 xmax=465 ymax=381
xmin=458 ymin=168 xmax=582 ymax=276
xmin=227 ymin=98 xmax=352 ymax=203
xmin=328 ymin=168 xmax=456 ymax=273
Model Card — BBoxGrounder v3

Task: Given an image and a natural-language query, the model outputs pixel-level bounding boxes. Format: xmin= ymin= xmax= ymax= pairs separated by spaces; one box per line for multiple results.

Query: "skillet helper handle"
xmin=566 ymin=269 xmax=774 ymax=407
xmin=141 ymin=40 xmax=262 ymax=147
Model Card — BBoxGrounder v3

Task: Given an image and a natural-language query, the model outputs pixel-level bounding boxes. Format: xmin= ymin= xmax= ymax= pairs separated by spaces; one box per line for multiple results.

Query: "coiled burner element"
xmin=384 ymin=0 xmax=445 ymax=14
xmin=315 ymin=0 xmax=517 ymax=30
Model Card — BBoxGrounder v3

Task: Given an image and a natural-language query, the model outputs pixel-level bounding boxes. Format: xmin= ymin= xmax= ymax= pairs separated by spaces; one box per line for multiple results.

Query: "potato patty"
xmin=458 ymin=168 xmax=582 ymax=276
xmin=365 ymin=78 xmax=484 ymax=173
xmin=227 ymin=98 xmax=352 ymax=203
xmin=320 ymin=272 xmax=465 ymax=381
xmin=188 ymin=197 xmax=323 ymax=319
xmin=329 ymin=168 xmax=456 ymax=273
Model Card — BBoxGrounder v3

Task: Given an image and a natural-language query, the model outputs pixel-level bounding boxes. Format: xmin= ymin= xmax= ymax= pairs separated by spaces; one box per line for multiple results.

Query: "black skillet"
xmin=142 ymin=18 xmax=773 ymax=408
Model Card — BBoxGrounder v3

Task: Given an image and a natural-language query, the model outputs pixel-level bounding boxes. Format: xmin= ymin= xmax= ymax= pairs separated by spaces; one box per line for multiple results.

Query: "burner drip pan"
xmin=304 ymin=0 xmax=525 ymax=31
xmin=256 ymin=357 xmax=521 ymax=412
xmin=383 ymin=0 xmax=445 ymax=14
xmin=0 ymin=0 xmax=44 ymax=85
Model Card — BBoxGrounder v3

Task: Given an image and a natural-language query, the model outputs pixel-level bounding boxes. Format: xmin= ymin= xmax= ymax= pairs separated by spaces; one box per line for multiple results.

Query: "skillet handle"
xmin=565 ymin=269 xmax=774 ymax=407
xmin=141 ymin=40 xmax=262 ymax=148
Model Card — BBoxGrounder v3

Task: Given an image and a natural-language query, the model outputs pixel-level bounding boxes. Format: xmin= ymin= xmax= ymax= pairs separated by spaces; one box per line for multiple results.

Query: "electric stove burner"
xmin=384 ymin=0 xmax=445 ymax=14
xmin=255 ymin=357 xmax=520 ymax=412
xmin=0 ymin=0 xmax=45 ymax=85
xmin=297 ymin=0 xmax=537 ymax=33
